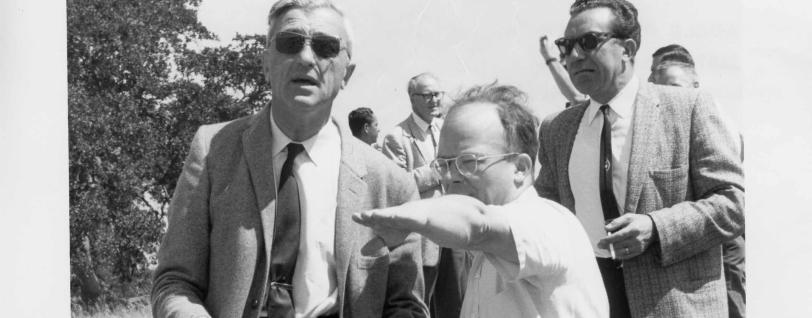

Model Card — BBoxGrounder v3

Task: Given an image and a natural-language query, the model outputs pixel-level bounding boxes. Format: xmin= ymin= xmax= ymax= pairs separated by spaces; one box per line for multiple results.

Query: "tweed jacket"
xmin=382 ymin=115 xmax=443 ymax=266
xmin=151 ymin=106 xmax=428 ymax=318
xmin=535 ymin=82 xmax=744 ymax=318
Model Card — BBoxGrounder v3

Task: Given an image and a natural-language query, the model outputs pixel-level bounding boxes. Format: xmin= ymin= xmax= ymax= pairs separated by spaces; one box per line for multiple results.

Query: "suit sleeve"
xmin=648 ymin=91 xmax=745 ymax=266
xmin=382 ymin=131 xmax=439 ymax=194
xmin=151 ymin=128 xmax=212 ymax=318
xmin=383 ymin=172 xmax=430 ymax=318
xmin=382 ymin=132 xmax=409 ymax=170
xmin=534 ymin=117 xmax=561 ymax=203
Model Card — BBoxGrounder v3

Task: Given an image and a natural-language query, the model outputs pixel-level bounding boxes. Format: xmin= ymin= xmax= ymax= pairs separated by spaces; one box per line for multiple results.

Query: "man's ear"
xmin=513 ymin=153 xmax=533 ymax=183
xmin=262 ymin=49 xmax=273 ymax=85
xmin=620 ymin=38 xmax=638 ymax=61
xmin=341 ymin=63 xmax=356 ymax=89
xmin=363 ymin=122 xmax=370 ymax=134
xmin=693 ymin=81 xmax=700 ymax=88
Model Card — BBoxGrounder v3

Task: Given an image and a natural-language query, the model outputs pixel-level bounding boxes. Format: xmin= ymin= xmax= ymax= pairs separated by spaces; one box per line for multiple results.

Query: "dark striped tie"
xmin=266 ymin=143 xmax=304 ymax=318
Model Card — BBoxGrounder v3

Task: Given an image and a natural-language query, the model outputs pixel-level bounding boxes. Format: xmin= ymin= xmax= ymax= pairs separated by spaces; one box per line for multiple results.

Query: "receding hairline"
xmin=407 ymin=72 xmax=440 ymax=94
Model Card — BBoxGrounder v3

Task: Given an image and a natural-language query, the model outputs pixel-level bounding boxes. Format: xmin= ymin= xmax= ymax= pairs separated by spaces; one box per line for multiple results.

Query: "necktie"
xmin=428 ymin=122 xmax=438 ymax=155
xmin=266 ymin=143 xmax=304 ymax=318
xmin=599 ymin=105 xmax=621 ymax=221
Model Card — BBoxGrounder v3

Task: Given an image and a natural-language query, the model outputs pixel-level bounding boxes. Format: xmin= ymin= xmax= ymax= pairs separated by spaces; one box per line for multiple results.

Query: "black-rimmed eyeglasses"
xmin=411 ymin=91 xmax=445 ymax=100
xmin=554 ymin=32 xmax=618 ymax=59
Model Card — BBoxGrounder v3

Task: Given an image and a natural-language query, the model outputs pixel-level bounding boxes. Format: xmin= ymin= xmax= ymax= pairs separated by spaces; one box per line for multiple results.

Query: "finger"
xmin=604 ymin=214 xmax=633 ymax=232
xmin=597 ymin=227 xmax=635 ymax=248
xmin=351 ymin=212 xmax=370 ymax=225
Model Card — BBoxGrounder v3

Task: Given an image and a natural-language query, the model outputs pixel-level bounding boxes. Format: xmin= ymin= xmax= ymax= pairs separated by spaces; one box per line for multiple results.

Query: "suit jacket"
xmin=535 ymin=82 xmax=744 ymax=318
xmin=151 ymin=106 xmax=428 ymax=318
xmin=382 ymin=115 xmax=443 ymax=266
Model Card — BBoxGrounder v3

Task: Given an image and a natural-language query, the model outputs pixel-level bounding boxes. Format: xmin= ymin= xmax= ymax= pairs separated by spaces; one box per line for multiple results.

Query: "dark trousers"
xmin=596 ymin=257 xmax=632 ymax=318
xmin=424 ymin=247 xmax=470 ymax=318
xmin=723 ymin=236 xmax=746 ymax=318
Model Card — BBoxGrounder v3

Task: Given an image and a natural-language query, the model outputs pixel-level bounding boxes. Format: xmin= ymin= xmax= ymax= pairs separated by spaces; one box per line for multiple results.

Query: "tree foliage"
xmin=68 ymin=0 xmax=270 ymax=305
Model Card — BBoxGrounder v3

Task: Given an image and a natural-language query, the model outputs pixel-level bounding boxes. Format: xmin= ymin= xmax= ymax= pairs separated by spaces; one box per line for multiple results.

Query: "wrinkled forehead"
xmin=413 ymin=78 xmax=442 ymax=93
xmin=565 ymin=7 xmax=615 ymax=38
xmin=270 ymin=7 xmax=348 ymax=38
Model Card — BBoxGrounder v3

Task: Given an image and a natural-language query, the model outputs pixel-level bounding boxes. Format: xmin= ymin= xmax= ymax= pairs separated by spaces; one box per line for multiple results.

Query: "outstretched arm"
xmin=353 ymin=195 xmax=518 ymax=264
xmin=540 ymin=35 xmax=588 ymax=105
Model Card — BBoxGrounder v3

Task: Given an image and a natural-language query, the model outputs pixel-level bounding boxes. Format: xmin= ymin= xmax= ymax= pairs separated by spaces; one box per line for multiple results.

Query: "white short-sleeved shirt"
xmin=461 ymin=189 xmax=609 ymax=318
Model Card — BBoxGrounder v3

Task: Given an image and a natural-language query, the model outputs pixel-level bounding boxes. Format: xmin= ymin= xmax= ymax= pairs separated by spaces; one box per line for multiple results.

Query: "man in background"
xmin=382 ymin=72 xmax=467 ymax=318
xmin=348 ymin=106 xmax=381 ymax=148
xmin=649 ymin=44 xmax=746 ymax=318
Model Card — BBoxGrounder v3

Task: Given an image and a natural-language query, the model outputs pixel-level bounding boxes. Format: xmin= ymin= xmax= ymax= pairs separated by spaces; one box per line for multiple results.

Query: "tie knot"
xmin=600 ymin=104 xmax=611 ymax=113
xmin=286 ymin=143 xmax=304 ymax=161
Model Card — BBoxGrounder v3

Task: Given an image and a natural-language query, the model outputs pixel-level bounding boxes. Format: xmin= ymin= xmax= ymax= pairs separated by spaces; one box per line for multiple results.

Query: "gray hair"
xmin=266 ymin=0 xmax=354 ymax=59
xmin=407 ymin=72 xmax=440 ymax=95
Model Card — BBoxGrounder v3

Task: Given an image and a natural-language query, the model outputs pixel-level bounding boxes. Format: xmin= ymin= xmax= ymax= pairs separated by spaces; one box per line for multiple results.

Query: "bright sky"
xmin=198 ymin=0 xmax=742 ymax=132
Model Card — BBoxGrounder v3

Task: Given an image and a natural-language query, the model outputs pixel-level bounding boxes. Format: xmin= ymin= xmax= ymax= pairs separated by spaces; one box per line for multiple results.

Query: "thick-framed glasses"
xmin=430 ymin=153 xmax=519 ymax=179
xmin=554 ymin=32 xmax=617 ymax=59
xmin=273 ymin=31 xmax=345 ymax=59
xmin=411 ymin=91 xmax=445 ymax=100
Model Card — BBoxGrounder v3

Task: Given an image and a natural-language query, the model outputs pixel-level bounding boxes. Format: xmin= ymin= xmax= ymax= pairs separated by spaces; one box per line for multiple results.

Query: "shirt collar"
xmin=585 ymin=74 xmax=640 ymax=124
xmin=269 ymin=109 xmax=340 ymax=167
xmin=411 ymin=112 xmax=434 ymax=132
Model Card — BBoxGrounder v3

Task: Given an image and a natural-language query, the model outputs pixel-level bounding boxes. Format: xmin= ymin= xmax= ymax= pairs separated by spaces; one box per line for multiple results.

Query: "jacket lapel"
xmin=404 ymin=116 xmax=428 ymax=163
xmin=624 ymin=83 xmax=660 ymax=214
xmin=242 ymin=105 xmax=277 ymax=261
xmin=334 ymin=118 xmax=368 ymax=310
xmin=557 ymin=105 xmax=588 ymax=212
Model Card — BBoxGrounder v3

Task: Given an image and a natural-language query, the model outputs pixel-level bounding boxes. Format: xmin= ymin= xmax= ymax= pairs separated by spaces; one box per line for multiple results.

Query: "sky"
xmin=197 ymin=0 xmax=743 ymax=132
xmin=3 ymin=0 xmax=812 ymax=316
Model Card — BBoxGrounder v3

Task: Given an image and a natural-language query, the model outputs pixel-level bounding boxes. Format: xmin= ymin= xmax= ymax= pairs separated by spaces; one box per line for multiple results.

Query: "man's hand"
xmin=597 ymin=214 xmax=657 ymax=260
xmin=353 ymin=207 xmax=425 ymax=248
xmin=539 ymin=35 xmax=557 ymax=60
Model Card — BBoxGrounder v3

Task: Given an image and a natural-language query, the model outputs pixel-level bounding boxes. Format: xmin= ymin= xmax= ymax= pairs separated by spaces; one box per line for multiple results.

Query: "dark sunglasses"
xmin=554 ymin=32 xmax=618 ymax=59
xmin=273 ymin=31 xmax=345 ymax=59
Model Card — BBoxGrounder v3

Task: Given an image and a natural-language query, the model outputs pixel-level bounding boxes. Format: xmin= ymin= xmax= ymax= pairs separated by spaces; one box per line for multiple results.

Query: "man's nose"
xmin=566 ymin=43 xmax=586 ymax=61
xmin=295 ymin=40 xmax=317 ymax=66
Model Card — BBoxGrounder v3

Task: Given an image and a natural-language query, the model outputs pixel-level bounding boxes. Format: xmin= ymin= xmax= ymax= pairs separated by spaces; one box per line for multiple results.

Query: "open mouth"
xmin=574 ymin=69 xmax=594 ymax=76
xmin=291 ymin=77 xmax=319 ymax=86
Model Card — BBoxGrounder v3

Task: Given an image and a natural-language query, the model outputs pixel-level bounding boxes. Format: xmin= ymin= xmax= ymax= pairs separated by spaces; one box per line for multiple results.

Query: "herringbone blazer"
xmin=152 ymin=105 xmax=428 ymax=318
xmin=382 ymin=115 xmax=443 ymax=266
xmin=535 ymin=82 xmax=744 ymax=318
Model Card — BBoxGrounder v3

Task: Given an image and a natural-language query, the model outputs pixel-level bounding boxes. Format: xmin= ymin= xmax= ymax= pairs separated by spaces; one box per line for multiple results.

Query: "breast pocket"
xmin=647 ymin=165 xmax=689 ymax=209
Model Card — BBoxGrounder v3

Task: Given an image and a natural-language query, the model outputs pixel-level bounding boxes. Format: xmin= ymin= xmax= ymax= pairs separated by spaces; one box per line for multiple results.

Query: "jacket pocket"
xmin=648 ymin=165 xmax=689 ymax=208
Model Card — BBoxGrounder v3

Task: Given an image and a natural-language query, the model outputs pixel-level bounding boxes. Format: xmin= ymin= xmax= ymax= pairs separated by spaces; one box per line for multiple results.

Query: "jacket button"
xmin=251 ymin=299 xmax=259 ymax=308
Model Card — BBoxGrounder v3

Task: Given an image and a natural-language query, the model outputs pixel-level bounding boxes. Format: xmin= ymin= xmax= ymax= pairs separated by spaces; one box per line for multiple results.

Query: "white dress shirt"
xmin=569 ymin=75 xmax=639 ymax=258
xmin=461 ymin=188 xmax=609 ymax=318
xmin=410 ymin=112 xmax=440 ymax=160
xmin=269 ymin=113 xmax=341 ymax=317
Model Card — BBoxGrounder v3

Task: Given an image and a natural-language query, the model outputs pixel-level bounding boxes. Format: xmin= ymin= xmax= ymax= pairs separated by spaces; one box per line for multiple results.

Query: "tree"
xmin=68 ymin=0 xmax=270 ymax=306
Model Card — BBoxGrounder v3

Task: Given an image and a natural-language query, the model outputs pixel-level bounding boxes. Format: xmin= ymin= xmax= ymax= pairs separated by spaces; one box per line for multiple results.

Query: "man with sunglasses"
xmin=536 ymin=1 xmax=744 ymax=317
xmin=382 ymin=72 xmax=467 ymax=318
xmin=152 ymin=1 xmax=428 ymax=317
xmin=355 ymin=83 xmax=608 ymax=318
